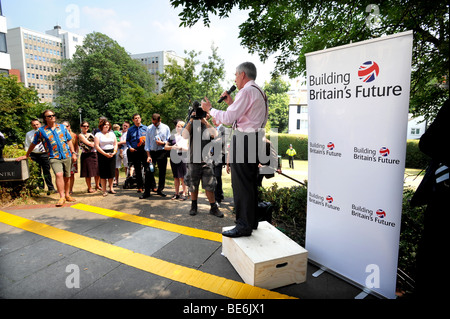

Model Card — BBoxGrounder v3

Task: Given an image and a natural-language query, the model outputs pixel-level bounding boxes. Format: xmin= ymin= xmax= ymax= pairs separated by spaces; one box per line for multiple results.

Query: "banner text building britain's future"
xmin=305 ymin=31 xmax=413 ymax=299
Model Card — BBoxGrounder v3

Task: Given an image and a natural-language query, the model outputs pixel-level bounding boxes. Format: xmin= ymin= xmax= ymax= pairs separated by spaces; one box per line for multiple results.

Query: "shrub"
xmin=405 ymin=140 xmax=430 ymax=169
xmin=258 ymin=182 xmax=308 ymax=246
xmin=268 ymin=133 xmax=308 ymax=160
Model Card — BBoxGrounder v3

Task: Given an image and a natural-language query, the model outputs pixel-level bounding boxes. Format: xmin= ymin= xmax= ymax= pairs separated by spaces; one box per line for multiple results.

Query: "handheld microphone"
xmin=217 ymin=85 xmax=236 ymax=103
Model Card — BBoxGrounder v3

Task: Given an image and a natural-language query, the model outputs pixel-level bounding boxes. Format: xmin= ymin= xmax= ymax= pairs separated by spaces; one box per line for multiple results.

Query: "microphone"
xmin=217 ymin=85 xmax=236 ymax=103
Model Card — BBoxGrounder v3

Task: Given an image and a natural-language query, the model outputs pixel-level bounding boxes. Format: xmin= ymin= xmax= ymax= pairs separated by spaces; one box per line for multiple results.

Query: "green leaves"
xmin=56 ymin=32 xmax=155 ymax=127
xmin=171 ymin=0 xmax=449 ymax=120
xmin=0 ymin=75 xmax=50 ymax=144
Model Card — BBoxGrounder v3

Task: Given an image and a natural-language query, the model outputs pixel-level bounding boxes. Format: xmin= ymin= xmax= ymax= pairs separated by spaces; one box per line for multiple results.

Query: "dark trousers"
xmin=146 ymin=150 xmax=168 ymax=193
xmin=127 ymin=148 xmax=153 ymax=190
xmin=213 ymin=164 xmax=224 ymax=203
xmin=288 ymin=156 xmax=294 ymax=168
xmin=230 ymin=132 xmax=259 ymax=232
xmin=30 ymin=152 xmax=55 ymax=191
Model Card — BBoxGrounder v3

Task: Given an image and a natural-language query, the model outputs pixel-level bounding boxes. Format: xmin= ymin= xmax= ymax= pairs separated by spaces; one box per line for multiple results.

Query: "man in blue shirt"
xmin=143 ymin=113 xmax=171 ymax=198
xmin=126 ymin=113 xmax=151 ymax=194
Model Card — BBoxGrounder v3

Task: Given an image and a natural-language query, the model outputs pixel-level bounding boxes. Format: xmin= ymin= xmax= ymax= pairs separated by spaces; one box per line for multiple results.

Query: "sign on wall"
xmin=305 ymin=31 xmax=413 ymax=299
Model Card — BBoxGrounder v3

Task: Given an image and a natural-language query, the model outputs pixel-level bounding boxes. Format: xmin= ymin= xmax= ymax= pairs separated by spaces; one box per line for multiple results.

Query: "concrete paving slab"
xmin=73 ymin=263 xmax=173 ymax=299
xmin=114 ymin=226 xmax=180 ymax=256
xmin=82 ymin=218 xmax=145 ymax=244
xmin=1 ymin=248 xmax=121 ymax=299
xmin=0 ymin=236 xmax=79 ymax=285
xmin=152 ymin=235 xmax=222 ymax=268
xmin=0 ymin=223 xmax=43 ymax=257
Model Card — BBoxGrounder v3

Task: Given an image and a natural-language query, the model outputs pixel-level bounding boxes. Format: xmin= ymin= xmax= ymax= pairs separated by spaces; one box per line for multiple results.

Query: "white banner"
xmin=305 ymin=31 xmax=413 ymax=299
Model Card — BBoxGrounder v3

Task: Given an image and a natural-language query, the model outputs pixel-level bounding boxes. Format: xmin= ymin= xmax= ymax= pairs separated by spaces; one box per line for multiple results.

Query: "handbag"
xmin=80 ymin=133 xmax=94 ymax=153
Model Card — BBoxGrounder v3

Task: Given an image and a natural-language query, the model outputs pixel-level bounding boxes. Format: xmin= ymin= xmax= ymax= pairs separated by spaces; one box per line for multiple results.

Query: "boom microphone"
xmin=217 ymin=85 xmax=236 ymax=103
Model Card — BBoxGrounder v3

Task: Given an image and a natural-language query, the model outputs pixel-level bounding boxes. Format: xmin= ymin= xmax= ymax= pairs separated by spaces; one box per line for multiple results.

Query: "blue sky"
xmin=3 ymin=0 xmax=282 ymax=88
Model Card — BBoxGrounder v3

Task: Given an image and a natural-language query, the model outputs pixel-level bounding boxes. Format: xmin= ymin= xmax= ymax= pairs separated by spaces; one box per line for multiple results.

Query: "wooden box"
xmin=222 ymin=221 xmax=308 ymax=290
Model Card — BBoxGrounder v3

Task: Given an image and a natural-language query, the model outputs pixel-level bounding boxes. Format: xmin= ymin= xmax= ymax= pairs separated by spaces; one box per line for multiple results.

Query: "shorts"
xmin=185 ymin=163 xmax=216 ymax=193
xmin=50 ymin=157 xmax=72 ymax=178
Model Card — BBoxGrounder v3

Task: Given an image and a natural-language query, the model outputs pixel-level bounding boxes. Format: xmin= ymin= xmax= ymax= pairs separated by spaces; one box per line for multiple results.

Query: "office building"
xmin=0 ymin=0 xmax=11 ymax=74
xmin=6 ymin=25 xmax=83 ymax=103
xmin=131 ymin=50 xmax=185 ymax=93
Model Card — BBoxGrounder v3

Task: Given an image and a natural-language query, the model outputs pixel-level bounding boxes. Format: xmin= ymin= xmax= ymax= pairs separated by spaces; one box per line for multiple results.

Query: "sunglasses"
xmin=82 ymin=125 xmax=89 ymax=128
xmin=45 ymin=114 xmax=56 ymax=118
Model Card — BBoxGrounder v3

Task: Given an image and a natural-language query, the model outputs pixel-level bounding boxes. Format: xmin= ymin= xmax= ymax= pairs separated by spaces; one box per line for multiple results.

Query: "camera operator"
xmin=182 ymin=102 xmax=223 ymax=218
xmin=201 ymin=62 xmax=268 ymax=238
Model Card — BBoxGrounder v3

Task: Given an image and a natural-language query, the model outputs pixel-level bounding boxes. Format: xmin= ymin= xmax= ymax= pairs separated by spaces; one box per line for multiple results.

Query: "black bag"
xmin=256 ymin=201 xmax=273 ymax=223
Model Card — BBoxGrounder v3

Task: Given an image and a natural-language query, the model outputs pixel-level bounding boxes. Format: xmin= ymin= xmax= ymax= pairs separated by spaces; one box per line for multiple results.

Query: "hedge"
xmin=268 ymin=134 xmax=430 ymax=169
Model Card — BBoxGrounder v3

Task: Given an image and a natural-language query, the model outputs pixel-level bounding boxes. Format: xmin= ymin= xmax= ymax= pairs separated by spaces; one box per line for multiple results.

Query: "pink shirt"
xmin=210 ymin=80 xmax=267 ymax=132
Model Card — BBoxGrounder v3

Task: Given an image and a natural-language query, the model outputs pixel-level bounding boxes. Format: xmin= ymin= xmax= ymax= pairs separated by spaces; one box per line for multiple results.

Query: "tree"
xmin=198 ymin=44 xmax=226 ymax=110
xmin=157 ymin=45 xmax=226 ymax=128
xmin=56 ymin=32 xmax=155 ymax=128
xmin=263 ymin=76 xmax=290 ymax=132
xmin=171 ymin=0 xmax=449 ymax=121
xmin=0 ymin=75 xmax=50 ymax=144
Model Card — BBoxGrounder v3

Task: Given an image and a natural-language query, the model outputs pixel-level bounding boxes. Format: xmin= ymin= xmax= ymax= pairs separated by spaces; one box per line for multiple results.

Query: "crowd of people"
xmin=16 ymin=109 xmax=228 ymax=218
xmin=17 ymin=62 xmax=279 ymax=238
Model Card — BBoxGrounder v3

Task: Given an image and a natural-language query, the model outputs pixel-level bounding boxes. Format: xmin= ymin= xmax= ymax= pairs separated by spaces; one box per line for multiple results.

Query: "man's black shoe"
xmin=156 ymin=191 xmax=167 ymax=197
xmin=222 ymin=227 xmax=251 ymax=238
xmin=139 ymin=193 xmax=151 ymax=199
xmin=189 ymin=208 xmax=198 ymax=216
xmin=210 ymin=204 xmax=223 ymax=218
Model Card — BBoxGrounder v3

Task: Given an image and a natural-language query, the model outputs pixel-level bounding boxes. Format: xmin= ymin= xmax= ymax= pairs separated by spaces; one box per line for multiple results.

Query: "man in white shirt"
xmin=24 ymin=119 xmax=55 ymax=195
xmin=202 ymin=62 xmax=268 ymax=237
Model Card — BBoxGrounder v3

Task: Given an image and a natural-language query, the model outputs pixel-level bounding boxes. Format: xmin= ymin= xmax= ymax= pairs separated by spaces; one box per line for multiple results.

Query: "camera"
xmin=189 ymin=100 xmax=207 ymax=119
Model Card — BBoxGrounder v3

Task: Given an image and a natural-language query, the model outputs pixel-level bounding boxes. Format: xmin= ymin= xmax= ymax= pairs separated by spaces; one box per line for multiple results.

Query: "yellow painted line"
xmin=72 ymin=203 xmax=222 ymax=243
xmin=0 ymin=210 xmax=296 ymax=299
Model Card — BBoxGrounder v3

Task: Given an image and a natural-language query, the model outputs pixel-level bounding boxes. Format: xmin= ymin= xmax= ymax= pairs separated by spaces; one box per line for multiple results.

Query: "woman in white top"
xmin=94 ymin=119 xmax=118 ymax=196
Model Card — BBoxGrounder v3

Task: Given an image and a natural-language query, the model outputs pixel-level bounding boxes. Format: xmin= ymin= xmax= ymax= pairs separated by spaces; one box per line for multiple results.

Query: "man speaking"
xmin=201 ymin=62 xmax=268 ymax=237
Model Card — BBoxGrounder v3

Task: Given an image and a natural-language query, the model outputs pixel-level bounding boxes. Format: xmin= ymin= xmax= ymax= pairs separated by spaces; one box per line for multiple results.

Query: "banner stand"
xmin=305 ymin=31 xmax=413 ymax=299
xmin=309 ymin=260 xmax=387 ymax=299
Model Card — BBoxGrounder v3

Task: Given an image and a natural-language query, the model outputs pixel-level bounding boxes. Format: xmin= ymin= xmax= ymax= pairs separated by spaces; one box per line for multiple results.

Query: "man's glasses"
xmin=82 ymin=125 xmax=89 ymax=128
xmin=46 ymin=114 xmax=55 ymax=118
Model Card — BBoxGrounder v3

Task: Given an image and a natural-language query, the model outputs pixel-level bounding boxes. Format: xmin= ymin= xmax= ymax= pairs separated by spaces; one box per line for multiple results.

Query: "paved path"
xmin=0 ymin=185 xmax=375 ymax=303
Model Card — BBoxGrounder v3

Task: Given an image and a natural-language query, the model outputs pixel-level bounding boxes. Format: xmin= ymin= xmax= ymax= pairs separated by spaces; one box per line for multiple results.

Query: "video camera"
xmin=189 ymin=100 xmax=207 ymax=120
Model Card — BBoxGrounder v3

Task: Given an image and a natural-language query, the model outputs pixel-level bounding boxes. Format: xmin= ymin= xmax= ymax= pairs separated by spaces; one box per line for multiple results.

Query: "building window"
xmin=411 ymin=128 xmax=420 ymax=135
xmin=0 ymin=32 xmax=7 ymax=53
xmin=296 ymin=119 xmax=300 ymax=130
xmin=301 ymin=120 xmax=308 ymax=130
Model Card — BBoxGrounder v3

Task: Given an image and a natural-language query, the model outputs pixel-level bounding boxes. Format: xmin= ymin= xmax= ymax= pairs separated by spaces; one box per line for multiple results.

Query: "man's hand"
xmin=16 ymin=155 xmax=27 ymax=162
xmin=201 ymin=97 xmax=212 ymax=113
